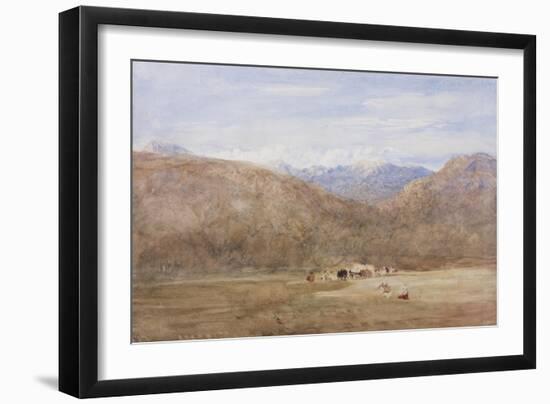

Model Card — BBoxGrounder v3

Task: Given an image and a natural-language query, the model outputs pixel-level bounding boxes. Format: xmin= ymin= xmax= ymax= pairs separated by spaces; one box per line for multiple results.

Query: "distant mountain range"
xmin=274 ymin=160 xmax=433 ymax=203
xmin=139 ymin=141 xmax=432 ymax=203
xmin=142 ymin=140 xmax=193 ymax=156
xmin=132 ymin=147 xmax=496 ymax=278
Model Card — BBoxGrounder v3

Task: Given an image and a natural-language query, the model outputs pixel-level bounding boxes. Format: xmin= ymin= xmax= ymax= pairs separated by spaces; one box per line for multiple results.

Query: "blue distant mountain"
xmin=140 ymin=141 xmax=432 ymax=204
xmin=274 ymin=160 xmax=433 ymax=203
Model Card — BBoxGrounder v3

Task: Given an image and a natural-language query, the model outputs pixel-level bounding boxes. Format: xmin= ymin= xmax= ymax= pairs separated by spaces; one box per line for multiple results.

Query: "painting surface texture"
xmin=131 ymin=61 xmax=497 ymax=342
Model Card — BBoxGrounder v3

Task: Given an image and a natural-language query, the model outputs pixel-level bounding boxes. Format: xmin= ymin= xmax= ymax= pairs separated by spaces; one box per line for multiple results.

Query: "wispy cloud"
xmin=132 ymin=61 xmax=497 ymax=170
xmin=258 ymin=84 xmax=330 ymax=96
xmin=206 ymin=145 xmax=378 ymax=169
xmin=362 ymin=91 xmax=495 ymax=123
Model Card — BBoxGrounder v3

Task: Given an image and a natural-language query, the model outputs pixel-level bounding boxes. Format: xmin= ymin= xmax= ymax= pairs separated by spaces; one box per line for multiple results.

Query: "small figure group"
xmin=377 ymin=282 xmax=410 ymax=300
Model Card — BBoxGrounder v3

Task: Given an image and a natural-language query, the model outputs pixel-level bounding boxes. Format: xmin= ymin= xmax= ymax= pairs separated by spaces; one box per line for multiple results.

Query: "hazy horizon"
xmin=132 ymin=60 xmax=497 ymax=170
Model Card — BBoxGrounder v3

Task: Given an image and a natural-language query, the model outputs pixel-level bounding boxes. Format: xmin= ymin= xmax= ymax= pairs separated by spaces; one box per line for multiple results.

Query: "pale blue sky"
xmin=132 ymin=60 xmax=497 ymax=170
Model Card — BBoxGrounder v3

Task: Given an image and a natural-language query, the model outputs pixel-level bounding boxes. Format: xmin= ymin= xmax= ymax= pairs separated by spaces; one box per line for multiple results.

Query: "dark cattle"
xmin=337 ymin=269 xmax=348 ymax=280
xmin=306 ymin=272 xmax=315 ymax=283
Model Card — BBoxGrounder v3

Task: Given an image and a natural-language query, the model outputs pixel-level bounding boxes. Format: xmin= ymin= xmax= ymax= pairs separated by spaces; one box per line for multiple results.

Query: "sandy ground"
xmin=132 ymin=266 xmax=496 ymax=342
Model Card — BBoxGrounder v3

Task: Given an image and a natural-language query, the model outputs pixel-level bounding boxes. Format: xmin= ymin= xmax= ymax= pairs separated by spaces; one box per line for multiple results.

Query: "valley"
xmin=132 ymin=265 xmax=496 ymax=342
xmin=131 ymin=146 xmax=497 ymax=342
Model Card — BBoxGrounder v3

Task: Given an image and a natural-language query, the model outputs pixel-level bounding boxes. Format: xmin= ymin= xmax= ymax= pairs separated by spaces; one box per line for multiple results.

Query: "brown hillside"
xmin=132 ymin=152 xmax=384 ymax=278
xmin=379 ymin=153 xmax=496 ymax=267
xmin=132 ymin=152 xmax=496 ymax=278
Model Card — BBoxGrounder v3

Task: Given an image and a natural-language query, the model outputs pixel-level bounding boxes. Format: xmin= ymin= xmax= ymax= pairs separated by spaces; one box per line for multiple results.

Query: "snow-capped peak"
xmin=142 ymin=140 xmax=193 ymax=156
xmin=351 ymin=159 xmax=388 ymax=173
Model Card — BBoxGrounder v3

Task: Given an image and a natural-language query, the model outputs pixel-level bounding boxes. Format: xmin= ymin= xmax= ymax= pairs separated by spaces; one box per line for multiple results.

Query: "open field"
xmin=132 ymin=265 xmax=496 ymax=342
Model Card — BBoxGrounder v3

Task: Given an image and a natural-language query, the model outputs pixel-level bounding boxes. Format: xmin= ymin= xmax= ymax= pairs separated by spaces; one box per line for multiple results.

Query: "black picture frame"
xmin=59 ymin=5 xmax=536 ymax=398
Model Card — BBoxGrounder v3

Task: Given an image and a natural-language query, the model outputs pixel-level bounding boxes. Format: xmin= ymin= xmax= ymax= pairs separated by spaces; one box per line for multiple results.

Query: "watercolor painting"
xmin=131 ymin=60 xmax=497 ymax=342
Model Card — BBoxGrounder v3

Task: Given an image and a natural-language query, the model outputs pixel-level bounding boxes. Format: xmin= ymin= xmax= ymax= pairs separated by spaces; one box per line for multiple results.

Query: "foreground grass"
xmin=132 ymin=267 xmax=496 ymax=342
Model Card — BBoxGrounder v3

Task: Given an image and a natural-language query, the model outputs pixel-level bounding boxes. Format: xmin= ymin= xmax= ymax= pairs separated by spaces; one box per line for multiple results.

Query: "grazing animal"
xmin=306 ymin=272 xmax=315 ymax=283
xmin=337 ymin=269 xmax=348 ymax=280
xmin=349 ymin=270 xmax=361 ymax=279
xmin=359 ymin=269 xmax=373 ymax=278
xmin=326 ymin=271 xmax=337 ymax=281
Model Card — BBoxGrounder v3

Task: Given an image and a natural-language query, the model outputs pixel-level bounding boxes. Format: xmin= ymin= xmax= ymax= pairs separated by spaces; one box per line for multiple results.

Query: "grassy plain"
xmin=132 ymin=265 xmax=496 ymax=342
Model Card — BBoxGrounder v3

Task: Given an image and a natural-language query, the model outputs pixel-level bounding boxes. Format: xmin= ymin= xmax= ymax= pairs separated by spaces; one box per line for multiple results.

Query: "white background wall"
xmin=0 ymin=0 xmax=546 ymax=402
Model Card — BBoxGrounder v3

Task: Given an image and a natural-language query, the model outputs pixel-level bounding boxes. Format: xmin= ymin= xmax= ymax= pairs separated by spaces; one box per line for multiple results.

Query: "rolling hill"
xmin=132 ymin=152 xmax=385 ymax=278
xmin=132 ymin=151 xmax=496 ymax=278
xmin=379 ymin=153 xmax=497 ymax=267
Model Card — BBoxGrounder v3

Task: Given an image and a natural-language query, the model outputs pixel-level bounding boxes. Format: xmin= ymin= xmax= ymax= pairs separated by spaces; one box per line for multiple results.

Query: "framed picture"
xmin=59 ymin=6 xmax=536 ymax=398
